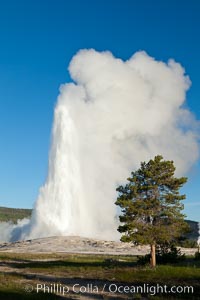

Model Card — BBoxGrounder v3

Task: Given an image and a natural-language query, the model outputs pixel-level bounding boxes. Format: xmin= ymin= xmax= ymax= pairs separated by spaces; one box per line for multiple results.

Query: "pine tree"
xmin=115 ymin=155 xmax=189 ymax=267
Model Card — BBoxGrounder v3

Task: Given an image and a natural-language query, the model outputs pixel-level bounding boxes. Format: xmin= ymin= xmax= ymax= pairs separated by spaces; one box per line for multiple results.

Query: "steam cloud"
xmin=1 ymin=49 xmax=199 ymax=242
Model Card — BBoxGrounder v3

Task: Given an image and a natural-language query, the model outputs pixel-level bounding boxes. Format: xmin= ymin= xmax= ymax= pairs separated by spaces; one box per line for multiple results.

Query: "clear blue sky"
xmin=0 ymin=0 xmax=200 ymax=221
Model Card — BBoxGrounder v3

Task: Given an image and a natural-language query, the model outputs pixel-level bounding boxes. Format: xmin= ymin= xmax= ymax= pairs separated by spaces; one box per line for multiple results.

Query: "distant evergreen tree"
xmin=115 ymin=155 xmax=189 ymax=267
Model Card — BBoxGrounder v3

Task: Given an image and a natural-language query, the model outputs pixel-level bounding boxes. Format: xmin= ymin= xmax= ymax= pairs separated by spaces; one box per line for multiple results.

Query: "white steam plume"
xmin=5 ymin=49 xmax=199 ymax=242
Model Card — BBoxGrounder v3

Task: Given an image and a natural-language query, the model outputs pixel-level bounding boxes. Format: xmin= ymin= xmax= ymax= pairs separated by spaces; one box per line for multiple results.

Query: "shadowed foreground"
xmin=0 ymin=251 xmax=200 ymax=299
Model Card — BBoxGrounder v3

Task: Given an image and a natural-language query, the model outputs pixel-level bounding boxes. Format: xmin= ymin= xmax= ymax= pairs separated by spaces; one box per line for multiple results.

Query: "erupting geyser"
xmin=4 ymin=49 xmax=200 ymax=242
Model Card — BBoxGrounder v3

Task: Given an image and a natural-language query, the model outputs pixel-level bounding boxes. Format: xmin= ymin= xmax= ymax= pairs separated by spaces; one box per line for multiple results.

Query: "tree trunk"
xmin=150 ymin=244 xmax=156 ymax=268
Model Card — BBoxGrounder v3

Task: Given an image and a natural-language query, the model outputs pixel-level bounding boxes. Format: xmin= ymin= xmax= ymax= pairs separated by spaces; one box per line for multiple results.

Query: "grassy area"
xmin=0 ymin=274 xmax=59 ymax=300
xmin=0 ymin=207 xmax=32 ymax=223
xmin=0 ymin=252 xmax=199 ymax=299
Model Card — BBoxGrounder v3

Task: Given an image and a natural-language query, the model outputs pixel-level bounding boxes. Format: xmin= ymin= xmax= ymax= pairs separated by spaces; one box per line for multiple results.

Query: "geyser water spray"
xmin=5 ymin=49 xmax=199 ymax=242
